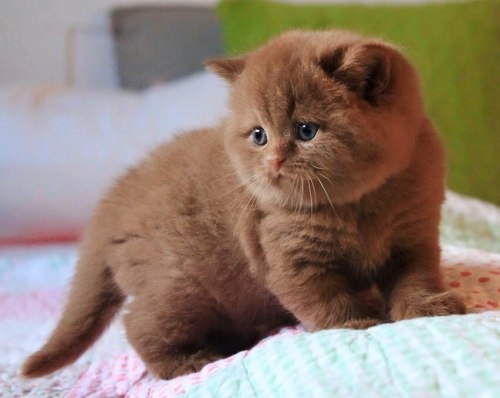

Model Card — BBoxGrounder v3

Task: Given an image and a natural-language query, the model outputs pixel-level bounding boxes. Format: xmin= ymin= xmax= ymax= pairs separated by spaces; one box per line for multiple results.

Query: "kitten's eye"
xmin=251 ymin=127 xmax=267 ymax=146
xmin=296 ymin=122 xmax=319 ymax=141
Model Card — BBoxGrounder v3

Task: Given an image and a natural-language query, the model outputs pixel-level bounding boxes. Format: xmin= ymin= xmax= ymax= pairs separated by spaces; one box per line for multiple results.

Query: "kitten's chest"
xmin=261 ymin=206 xmax=394 ymax=276
xmin=332 ymin=212 xmax=392 ymax=270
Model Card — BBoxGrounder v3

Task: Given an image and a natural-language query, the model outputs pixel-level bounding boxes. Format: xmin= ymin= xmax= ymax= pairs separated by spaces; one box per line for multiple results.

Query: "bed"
xmin=1 ymin=193 xmax=499 ymax=396
xmin=1 ymin=77 xmax=499 ymax=394
xmin=1 ymin=2 xmax=499 ymax=397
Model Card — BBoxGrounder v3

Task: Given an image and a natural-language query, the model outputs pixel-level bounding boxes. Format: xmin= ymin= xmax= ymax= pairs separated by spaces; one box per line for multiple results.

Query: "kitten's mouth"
xmin=268 ymin=172 xmax=285 ymax=186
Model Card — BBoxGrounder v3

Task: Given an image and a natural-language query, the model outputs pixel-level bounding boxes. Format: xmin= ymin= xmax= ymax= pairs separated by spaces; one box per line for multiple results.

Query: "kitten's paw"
xmin=338 ymin=318 xmax=383 ymax=330
xmin=149 ymin=350 xmax=223 ymax=380
xmin=391 ymin=291 xmax=466 ymax=321
xmin=170 ymin=351 xmax=222 ymax=378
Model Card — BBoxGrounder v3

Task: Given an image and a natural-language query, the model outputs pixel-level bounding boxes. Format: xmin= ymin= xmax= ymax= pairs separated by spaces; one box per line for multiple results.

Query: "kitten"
xmin=22 ymin=30 xmax=465 ymax=380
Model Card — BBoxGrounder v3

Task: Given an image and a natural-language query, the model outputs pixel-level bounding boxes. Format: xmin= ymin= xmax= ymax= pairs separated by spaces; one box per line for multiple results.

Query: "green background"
xmin=217 ymin=0 xmax=499 ymax=204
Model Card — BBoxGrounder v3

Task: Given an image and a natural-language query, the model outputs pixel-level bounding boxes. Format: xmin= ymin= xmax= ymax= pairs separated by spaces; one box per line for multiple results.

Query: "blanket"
xmin=1 ymin=193 xmax=499 ymax=397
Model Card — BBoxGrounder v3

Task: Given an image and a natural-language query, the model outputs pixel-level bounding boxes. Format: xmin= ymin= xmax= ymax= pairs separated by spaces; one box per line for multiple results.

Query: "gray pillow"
xmin=111 ymin=6 xmax=224 ymax=90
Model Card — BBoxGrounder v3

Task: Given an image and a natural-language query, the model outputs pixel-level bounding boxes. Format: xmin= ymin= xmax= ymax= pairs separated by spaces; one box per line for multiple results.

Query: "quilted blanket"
xmin=1 ymin=192 xmax=499 ymax=397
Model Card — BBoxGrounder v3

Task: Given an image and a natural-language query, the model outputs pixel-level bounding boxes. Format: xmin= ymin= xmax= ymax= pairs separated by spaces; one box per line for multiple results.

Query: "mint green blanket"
xmin=186 ymin=313 xmax=499 ymax=397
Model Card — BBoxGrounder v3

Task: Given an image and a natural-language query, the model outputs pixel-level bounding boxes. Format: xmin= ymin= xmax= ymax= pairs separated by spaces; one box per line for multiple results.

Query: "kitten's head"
xmin=207 ymin=30 xmax=425 ymax=208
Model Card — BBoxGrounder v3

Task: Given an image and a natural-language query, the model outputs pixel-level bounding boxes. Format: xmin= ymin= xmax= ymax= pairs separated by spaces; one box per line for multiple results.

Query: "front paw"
xmin=391 ymin=291 xmax=466 ymax=321
xmin=339 ymin=318 xmax=384 ymax=330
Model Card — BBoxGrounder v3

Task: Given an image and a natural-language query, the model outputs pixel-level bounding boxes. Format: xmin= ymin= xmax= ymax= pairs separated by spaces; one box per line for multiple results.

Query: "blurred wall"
xmin=0 ymin=0 xmax=425 ymax=89
xmin=0 ymin=0 xmax=217 ymax=88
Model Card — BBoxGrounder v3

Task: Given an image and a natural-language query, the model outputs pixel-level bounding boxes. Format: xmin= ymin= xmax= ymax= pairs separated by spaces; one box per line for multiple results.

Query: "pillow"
xmin=0 ymin=72 xmax=229 ymax=243
xmin=111 ymin=6 xmax=224 ymax=90
xmin=217 ymin=0 xmax=499 ymax=205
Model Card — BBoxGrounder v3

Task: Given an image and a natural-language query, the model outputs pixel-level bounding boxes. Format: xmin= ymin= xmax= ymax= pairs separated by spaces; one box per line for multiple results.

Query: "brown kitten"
xmin=22 ymin=30 xmax=465 ymax=380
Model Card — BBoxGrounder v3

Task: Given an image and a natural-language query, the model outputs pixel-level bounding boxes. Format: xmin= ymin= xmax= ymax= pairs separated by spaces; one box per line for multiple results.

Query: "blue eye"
xmin=296 ymin=122 xmax=319 ymax=141
xmin=251 ymin=127 xmax=267 ymax=146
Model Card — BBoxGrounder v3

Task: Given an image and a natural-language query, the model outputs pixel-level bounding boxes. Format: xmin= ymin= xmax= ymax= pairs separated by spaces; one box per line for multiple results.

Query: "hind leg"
xmin=124 ymin=282 xmax=225 ymax=379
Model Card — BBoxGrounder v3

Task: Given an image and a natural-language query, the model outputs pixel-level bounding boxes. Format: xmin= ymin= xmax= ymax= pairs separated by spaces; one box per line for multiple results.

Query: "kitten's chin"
xmin=242 ymin=174 xmax=290 ymax=207
xmin=252 ymin=176 xmax=319 ymax=209
xmin=249 ymin=178 xmax=283 ymax=204
xmin=267 ymin=173 xmax=286 ymax=188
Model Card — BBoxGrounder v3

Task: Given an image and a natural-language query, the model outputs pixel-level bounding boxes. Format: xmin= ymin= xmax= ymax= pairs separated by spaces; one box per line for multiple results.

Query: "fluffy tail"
xmin=22 ymin=248 xmax=124 ymax=378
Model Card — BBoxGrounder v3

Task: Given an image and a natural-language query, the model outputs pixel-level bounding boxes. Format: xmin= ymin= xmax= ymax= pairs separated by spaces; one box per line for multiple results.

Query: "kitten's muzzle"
xmin=267 ymin=157 xmax=284 ymax=174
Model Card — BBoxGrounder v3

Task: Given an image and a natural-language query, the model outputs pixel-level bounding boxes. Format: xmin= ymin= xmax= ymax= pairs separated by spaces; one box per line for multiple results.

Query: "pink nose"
xmin=267 ymin=157 xmax=284 ymax=173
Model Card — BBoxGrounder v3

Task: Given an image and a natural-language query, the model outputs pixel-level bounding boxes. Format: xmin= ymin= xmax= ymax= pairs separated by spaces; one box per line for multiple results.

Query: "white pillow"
xmin=0 ymin=71 xmax=229 ymax=241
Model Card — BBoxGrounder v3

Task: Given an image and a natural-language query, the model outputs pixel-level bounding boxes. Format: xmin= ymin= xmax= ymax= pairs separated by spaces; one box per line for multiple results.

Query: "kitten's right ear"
xmin=320 ymin=44 xmax=394 ymax=106
xmin=205 ymin=56 xmax=246 ymax=82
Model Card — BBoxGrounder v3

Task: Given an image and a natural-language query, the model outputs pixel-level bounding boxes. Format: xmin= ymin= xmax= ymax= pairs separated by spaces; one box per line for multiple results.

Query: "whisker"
xmin=310 ymin=163 xmax=327 ymax=171
xmin=305 ymin=173 xmax=315 ymax=224
xmin=315 ymin=175 xmax=336 ymax=214
xmin=309 ymin=173 xmax=318 ymax=208
xmin=315 ymin=173 xmax=341 ymax=221
xmin=211 ymin=171 xmax=238 ymax=185
xmin=293 ymin=176 xmax=304 ymax=231
xmin=215 ymin=173 xmax=257 ymax=201
xmin=299 ymin=176 xmax=305 ymax=212
xmin=233 ymin=179 xmax=263 ymax=236
xmin=317 ymin=172 xmax=335 ymax=188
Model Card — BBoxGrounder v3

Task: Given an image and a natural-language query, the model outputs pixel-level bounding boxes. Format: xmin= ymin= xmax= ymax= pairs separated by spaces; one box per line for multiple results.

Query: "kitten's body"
xmin=23 ymin=30 xmax=464 ymax=379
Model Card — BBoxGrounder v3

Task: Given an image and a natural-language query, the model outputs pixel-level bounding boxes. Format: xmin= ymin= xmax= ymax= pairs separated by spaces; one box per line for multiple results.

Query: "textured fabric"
xmin=67 ymin=313 xmax=500 ymax=398
xmin=1 ymin=194 xmax=499 ymax=396
xmin=441 ymin=191 xmax=500 ymax=253
xmin=1 ymin=244 xmax=499 ymax=397
xmin=218 ymin=0 xmax=500 ymax=205
xmin=185 ymin=313 xmax=500 ymax=398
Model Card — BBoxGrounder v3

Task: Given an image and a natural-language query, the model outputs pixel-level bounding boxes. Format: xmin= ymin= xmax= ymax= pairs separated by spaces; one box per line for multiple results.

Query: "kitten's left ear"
xmin=320 ymin=44 xmax=394 ymax=106
xmin=205 ymin=56 xmax=246 ymax=82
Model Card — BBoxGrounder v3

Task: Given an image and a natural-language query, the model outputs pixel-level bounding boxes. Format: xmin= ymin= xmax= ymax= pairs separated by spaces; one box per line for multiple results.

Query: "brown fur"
xmin=22 ymin=30 xmax=465 ymax=380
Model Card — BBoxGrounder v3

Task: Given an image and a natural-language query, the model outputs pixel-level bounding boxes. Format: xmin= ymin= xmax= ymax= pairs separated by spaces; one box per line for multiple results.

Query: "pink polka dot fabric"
xmin=441 ymin=246 xmax=500 ymax=311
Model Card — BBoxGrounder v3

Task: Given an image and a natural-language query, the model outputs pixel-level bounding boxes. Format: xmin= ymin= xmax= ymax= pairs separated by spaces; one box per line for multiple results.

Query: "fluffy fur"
xmin=22 ymin=30 xmax=465 ymax=380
